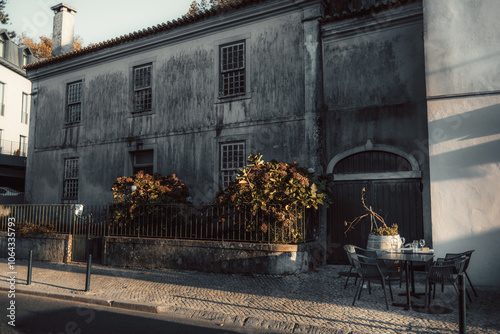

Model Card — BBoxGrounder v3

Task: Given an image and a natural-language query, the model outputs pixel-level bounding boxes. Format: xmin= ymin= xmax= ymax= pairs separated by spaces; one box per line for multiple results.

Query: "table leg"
xmin=411 ymin=261 xmax=416 ymax=294
xmin=406 ymin=261 xmax=411 ymax=308
xmin=393 ymin=260 xmax=411 ymax=310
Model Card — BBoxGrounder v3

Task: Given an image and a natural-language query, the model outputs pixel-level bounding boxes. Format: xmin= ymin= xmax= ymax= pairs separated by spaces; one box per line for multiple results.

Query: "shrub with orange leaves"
xmin=109 ymin=171 xmax=190 ymax=234
xmin=216 ymin=154 xmax=331 ymax=243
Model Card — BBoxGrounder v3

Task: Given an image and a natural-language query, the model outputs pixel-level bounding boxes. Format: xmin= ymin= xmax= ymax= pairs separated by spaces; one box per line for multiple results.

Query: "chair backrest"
xmin=354 ymin=254 xmax=384 ymax=279
xmin=429 ymin=257 xmax=467 ymax=284
xmin=354 ymin=246 xmax=378 ymax=258
xmin=344 ymin=244 xmax=356 ymax=266
xmin=445 ymin=250 xmax=474 ymax=271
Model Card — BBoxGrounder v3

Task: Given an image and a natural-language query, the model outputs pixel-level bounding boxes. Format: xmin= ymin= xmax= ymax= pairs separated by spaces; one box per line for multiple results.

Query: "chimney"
xmin=51 ymin=3 xmax=77 ymax=57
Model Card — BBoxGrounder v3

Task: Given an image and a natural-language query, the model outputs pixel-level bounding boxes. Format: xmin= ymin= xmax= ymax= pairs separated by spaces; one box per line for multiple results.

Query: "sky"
xmin=5 ymin=0 xmax=196 ymax=45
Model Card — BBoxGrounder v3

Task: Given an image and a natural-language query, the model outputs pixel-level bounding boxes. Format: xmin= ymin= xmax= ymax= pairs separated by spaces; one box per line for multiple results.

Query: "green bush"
xmin=216 ymin=154 xmax=331 ymax=243
xmin=109 ymin=171 xmax=190 ymax=235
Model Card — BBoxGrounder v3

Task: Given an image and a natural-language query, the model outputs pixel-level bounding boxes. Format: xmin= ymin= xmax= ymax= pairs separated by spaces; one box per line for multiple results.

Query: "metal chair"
xmin=425 ymin=256 xmax=468 ymax=312
xmin=354 ymin=246 xmax=403 ymax=288
xmin=351 ymin=254 xmax=392 ymax=310
xmin=343 ymin=244 xmax=358 ymax=289
xmin=445 ymin=250 xmax=477 ymax=299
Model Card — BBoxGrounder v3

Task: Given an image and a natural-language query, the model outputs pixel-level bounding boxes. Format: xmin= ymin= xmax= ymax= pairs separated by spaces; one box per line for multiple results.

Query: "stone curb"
xmin=0 ymin=286 xmax=345 ymax=334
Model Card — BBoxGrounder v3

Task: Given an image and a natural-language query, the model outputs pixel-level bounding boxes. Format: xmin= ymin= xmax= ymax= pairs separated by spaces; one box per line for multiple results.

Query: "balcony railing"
xmin=0 ymin=139 xmax=27 ymax=157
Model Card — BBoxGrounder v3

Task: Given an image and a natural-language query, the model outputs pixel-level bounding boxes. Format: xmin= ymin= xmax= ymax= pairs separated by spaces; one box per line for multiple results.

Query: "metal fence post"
xmin=458 ymin=273 xmax=466 ymax=334
xmin=85 ymin=254 xmax=92 ymax=292
xmin=27 ymin=250 xmax=33 ymax=285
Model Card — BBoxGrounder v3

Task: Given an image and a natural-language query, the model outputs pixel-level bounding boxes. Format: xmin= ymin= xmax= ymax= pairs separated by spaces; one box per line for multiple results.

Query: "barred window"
xmin=63 ymin=158 xmax=79 ymax=200
xmin=219 ymin=41 xmax=245 ymax=98
xmin=21 ymin=93 xmax=29 ymax=124
xmin=132 ymin=150 xmax=154 ymax=175
xmin=67 ymin=81 xmax=82 ymax=124
xmin=133 ymin=64 xmax=152 ymax=113
xmin=220 ymin=142 xmax=245 ymax=189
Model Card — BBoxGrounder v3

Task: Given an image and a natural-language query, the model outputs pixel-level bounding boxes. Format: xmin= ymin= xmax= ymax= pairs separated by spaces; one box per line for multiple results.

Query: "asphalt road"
xmin=0 ymin=293 xmax=279 ymax=334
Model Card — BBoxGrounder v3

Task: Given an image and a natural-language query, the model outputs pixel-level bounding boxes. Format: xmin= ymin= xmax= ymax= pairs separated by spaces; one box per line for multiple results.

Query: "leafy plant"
xmin=17 ymin=222 xmax=58 ymax=238
xmin=344 ymin=187 xmax=398 ymax=236
xmin=216 ymin=154 xmax=331 ymax=243
xmin=109 ymin=171 xmax=190 ymax=234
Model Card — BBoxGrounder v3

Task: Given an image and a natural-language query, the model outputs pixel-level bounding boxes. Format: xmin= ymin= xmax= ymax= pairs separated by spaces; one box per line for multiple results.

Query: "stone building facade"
xmin=25 ymin=0 xmax=500 ymax=285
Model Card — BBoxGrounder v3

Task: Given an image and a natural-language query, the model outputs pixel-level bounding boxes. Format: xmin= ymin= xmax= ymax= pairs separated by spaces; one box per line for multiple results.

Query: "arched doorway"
xmin=326 ymin=141 xmax=424 ymax=264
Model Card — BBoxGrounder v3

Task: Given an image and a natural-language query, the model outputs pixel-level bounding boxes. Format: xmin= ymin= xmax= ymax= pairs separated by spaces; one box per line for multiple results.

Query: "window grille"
xmin=21 ymin=93 xmax=29 ymax=124
xmin=220 ymin=142 xmax=245 ymax=189
xmin=63 ymin=158 xmax=79 ymax=200
xmin=134 ymin=64 xmax=152 ymax=112
xmin=220 ymin=41 xmax=245 ymax=98
xmin=67 ymin=81 xmax=82 ymax=123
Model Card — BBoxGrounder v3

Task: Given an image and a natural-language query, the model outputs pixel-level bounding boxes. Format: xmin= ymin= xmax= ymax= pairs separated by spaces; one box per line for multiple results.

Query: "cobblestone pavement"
xmin=1 ymin=260 xmax=499 ymax=333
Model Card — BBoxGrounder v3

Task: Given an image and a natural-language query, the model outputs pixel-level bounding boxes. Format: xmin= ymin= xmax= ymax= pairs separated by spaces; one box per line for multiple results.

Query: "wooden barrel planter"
xmin=366 ymin=234 xmax=401 ymax=252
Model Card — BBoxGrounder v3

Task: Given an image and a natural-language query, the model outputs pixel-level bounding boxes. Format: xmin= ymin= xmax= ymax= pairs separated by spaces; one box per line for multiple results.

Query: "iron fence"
xmin=0 ymin=203 xmax=317 ymax=244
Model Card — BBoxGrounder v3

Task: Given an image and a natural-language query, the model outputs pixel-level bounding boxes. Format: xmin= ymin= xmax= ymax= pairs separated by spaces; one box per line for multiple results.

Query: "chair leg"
xmin=358 ymin=279 xmax=365 ymax=300
xmin=352 ymin=279 xmax=362 ymax=306
xmin=381 ymin=279 xmax=389 ymax=310
xmin=387 ymin=279 xmax=394 ymax=301
xmin=368 ymin=281 xmax=372 ymax=295
xmin=465 ymin=271 xmax=478 ymax=297
xmin=358 ymin=279 xmax=366 ymax=300
xmin=344 ymin=267 xmax=353 ymax=289
xmin=433 ymin=283 xmax=437 ymax=299
xmin=425 ymin=280 xmax=429 ymax=312
xmin=466 ymin=288 xmax=472 ymax=303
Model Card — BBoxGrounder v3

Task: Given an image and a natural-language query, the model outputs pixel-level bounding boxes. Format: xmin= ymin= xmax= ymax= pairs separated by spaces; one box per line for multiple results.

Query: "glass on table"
xmin=419 ymin=239 xmax=425 ymax=248
xmin=412 ymin=240 xmax=418 ymax=252
xmin=401 ymin=237 xmax=405 ymax=247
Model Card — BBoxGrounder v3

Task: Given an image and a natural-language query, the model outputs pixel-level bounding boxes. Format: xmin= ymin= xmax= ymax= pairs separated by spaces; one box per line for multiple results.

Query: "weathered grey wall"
xmin=103 ymin=237 xmax=322 ymax=275
xmin=322 ymin=5 xmax=428 ymax=161
xmin=321 ymin=2 xmax=431 ymax=245
xmin=0 ymin=232 xmax=72 ymax=263
xmin=27 ymin=8 xmax=309 ymax=206
xmin=424 ymin=0 xmax=500 ymax=286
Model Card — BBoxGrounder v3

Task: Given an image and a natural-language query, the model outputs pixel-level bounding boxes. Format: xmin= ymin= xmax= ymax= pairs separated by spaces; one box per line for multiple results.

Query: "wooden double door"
xmin=326 ymin=178 xmax=424 ymax=264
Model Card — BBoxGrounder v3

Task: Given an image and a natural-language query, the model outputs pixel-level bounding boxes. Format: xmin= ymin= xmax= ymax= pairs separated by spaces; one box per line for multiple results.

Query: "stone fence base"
xmin=103 ymin=237 xmax=323 ymax=275
xmin=0 ymin=232 xmax=72 ymax=263
xmin=0 ymin=232 xmax=324 ymax=275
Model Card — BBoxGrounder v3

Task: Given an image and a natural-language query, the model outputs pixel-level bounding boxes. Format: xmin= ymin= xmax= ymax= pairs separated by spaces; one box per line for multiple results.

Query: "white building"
xmin=0 ymin=29 xmax=37 ymax=192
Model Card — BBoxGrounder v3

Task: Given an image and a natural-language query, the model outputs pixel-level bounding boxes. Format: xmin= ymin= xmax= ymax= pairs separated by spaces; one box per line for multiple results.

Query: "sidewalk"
xmin=1 ymin=260 xmax=499 ymax=334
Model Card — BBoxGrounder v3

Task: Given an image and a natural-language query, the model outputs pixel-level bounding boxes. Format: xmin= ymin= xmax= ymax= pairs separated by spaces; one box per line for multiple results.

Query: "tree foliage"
xmin=186 ymin=0 xmax=242 ymax=15
xmin=216 ymin=154 xmax=331 ymax=242
xmin=0 ymin=0 xmax=9 ymax=24
xmin=0 ymin=0 xmax=15 ymax=38
xmin=16 ymin=33 xmax=84 ymax=58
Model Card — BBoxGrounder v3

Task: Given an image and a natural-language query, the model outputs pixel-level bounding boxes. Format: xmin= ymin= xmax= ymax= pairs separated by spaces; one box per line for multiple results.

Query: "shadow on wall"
xmin=428 ymin=102 xmax=500 ymax=181
xmin=433 ymin=227 xmax=500 ymax=287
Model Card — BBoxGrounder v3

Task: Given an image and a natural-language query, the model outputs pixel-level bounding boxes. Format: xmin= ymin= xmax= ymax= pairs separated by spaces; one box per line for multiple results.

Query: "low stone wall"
xmin=103 ymin=237 xmax=323 ymax=275
xmin=0 ymin=232 xmax=72 ymax=263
